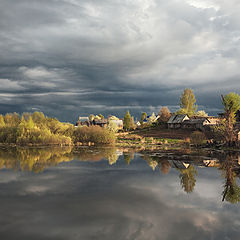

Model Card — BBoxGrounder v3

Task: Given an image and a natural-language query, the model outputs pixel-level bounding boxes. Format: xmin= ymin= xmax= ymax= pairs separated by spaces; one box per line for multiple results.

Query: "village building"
xmin=182 ymin=118 xmax=211 ymax=130
xmin=92 ymin=119 xmax=108 ymax=128
xmin=108 ymin=119 xmax=123 ymax=129
xmin=167 ymin=114 xmax=189 ymax=129
xmin=76 ymin=117 xmax=91 ymax=127
xmin=168 ymin=114 xmax=221 ymax=130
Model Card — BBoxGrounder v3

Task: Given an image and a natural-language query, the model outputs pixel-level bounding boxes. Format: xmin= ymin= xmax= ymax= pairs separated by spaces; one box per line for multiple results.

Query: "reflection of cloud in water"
xmin=0 ymin=149 xmax=239 ymax=239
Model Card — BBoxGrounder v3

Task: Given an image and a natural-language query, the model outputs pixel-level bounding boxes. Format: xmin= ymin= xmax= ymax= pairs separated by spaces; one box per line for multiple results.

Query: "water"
xmin=0 ymin=146 xmax=239 ymax=239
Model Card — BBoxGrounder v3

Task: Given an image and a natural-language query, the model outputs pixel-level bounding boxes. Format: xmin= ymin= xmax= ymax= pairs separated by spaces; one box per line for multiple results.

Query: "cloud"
xmin=0 ymin=0 xmax=240 ymax=120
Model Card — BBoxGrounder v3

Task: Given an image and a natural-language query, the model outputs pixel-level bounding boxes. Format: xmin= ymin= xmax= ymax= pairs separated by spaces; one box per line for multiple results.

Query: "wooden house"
xmin=182 ymin=118 xmax=211 ymax=130
xmin=92 ymin=119 xmax=108 ymax=128
xmin=167 ymin=114 xmax=189 ymax=129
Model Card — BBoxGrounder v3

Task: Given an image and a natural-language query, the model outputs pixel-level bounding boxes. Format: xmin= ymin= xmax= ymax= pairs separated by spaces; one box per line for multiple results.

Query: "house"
xmin=76 ymin=117 xmax=91 ymax=127
xmin=93 ymin=119 xmax=108 ymax=128
xmin=167 ymin=114 xmax=189 ymax=129
xmin=202 ymin=159 xmax=220 ymax=167
xmin=109 ymin=119 xmax=123 ymax=129
xmin=76 ymin=116 xmax=108 ymax=128
xmin=182 ymin=118 xmax=211 ymax=130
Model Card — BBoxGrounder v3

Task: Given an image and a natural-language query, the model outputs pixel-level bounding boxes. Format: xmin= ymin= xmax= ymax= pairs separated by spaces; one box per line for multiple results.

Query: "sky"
xmin=1 ymin=0 xmax=240 ymax=122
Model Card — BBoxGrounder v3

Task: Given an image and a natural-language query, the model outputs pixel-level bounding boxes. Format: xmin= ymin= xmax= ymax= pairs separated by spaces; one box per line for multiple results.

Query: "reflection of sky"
xmin=0 ymin=155 xmax=239 ymax=240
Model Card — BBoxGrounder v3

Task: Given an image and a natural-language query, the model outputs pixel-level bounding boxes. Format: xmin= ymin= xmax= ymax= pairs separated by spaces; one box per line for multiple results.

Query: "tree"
xmin=107 ymin=121 xmax=118 ymax=132
xmin=221 ymin=92 xmax=240 ymax=143
xmin=98 ymin=114 xmax=104 ymax=120
xmin=4 ymin=112 xmax=20 ymax=126
xmin=148 ymin=112 xmax=156 ymax=123
xmin=159 ymin=107 xmax=171 ymax=122
xmin=177 ymin=88 xmax=197 ymax=117
xmin=123 ymin=111 xmax=131 ymax=131
xmin=89 ymin=114 xmax=95 ymax=122
xmin=195 ymin=110 xmax=208 ymax=117
xmin=0 ymin=115 xmax=5 ymax=127
xmin=130 ymin=116 xmax=135 ymax=129
xmin=140 ymin=112 xmax=147 ymax=124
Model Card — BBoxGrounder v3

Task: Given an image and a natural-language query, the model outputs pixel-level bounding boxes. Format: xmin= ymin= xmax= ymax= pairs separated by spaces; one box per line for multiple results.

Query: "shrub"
xmin=0 ymin=126 xmax=18 ymax=143
xmin=190 ymin=131 xmax=206 ymax=145
xmin=73 ymin=126 xmax=115 ymax=145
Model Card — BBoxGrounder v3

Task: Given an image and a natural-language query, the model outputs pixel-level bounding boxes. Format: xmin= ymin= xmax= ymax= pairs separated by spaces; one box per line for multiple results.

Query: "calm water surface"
xmin=0 ymin=147 xmax=239 ymax=240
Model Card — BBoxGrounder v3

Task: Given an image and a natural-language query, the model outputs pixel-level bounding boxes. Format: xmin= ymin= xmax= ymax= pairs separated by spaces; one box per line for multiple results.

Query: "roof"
xmin=79 ymin=117 xmax=89 ymax=121
xmin=93 ymin=119 xmax=108 ymax=124
xmin=167 ymin=114 xmax=189 ymax=124
xmin=183 ymin=118 xmax=210 ymax=125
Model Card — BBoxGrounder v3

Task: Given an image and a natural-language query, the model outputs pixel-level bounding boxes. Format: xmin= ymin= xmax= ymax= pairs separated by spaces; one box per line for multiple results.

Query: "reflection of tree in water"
xmin=123 ymin=152 xmax=134 ymax=165
xmin=0 ymin=147 xmax=73 ymax=173
xmin=141 ymin=154 xmax=159 ymax=171
xmin=74 ymin=147 xmax=119 ymax=165
xmin=179 ymin=165 xmax=198 ymax=193
xmin=220 ymin=154 xmax=240 ymax=204
xmin=159 ymin=160 xmax=171 ymax=175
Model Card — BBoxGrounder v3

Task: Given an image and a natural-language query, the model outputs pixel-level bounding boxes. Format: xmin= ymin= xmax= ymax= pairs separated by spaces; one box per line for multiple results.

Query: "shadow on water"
xmin=0 ymin=146 xmax=240 ymax=203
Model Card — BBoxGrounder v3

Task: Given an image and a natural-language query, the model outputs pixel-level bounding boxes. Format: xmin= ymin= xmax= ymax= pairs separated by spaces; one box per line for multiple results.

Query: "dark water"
xmin=0 ymin=147 xmax=239 ymax=240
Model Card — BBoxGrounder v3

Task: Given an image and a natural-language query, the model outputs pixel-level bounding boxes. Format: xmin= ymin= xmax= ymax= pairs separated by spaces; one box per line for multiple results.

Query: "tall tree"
xmin=177 ymin=88 xmax=197 ymax=117
xmin=123 ymin=111 xmax=131 ymax=131
xmin=221 ymin=92 xmax=240 ymax=143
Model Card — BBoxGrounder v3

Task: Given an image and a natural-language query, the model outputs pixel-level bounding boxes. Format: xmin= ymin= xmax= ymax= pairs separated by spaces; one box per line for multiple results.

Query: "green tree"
xmin=221 ymin=92 xmax=240 ymax=143
xmin=89 ymin=114 xmax=95 ymax=122
xmin=123 ymin=111 xmax=131 ymax=131
xmin=140 ymin=112 xmax=147 ymax=124
xmin=177 ymin=88 xmax=197 ymax=117
xmin=98 ymin=114 xmax=104 ymax=120
xmin=0 ymin=115 xmax=5 ymax=127
xmin=130 ymin=116 xmax=135 ymax=129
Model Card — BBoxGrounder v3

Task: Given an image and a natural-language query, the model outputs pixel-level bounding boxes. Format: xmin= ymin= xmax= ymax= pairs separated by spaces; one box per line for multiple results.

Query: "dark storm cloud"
xmin=0 ymin=0 xmax=240 ymax=120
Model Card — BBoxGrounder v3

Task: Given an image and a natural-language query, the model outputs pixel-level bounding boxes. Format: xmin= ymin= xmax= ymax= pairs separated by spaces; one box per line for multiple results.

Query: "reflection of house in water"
xmin=171 ymin=160 xmax=190 ymax=169
xmin=202 ymin=159 xmax=220 ymax=167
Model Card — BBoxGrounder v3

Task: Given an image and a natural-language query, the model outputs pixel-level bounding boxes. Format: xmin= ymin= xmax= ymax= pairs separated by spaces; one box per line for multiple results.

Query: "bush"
xmin=73 ymin=126 xmax=115 ymax=145
xmin=0 ymin=126 xmax=18 ymax=143
xmin=190 ymin=131 xmax=206 ymax=145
